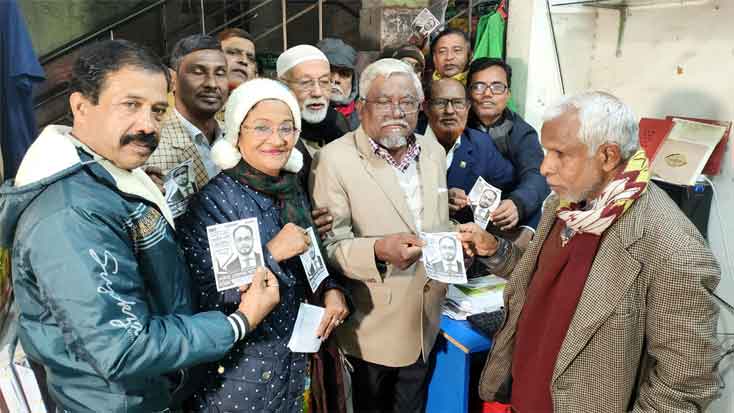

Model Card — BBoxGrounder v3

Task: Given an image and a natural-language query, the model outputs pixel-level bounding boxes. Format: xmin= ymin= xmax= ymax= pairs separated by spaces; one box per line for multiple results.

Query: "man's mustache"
xmin=120 ymin=132 xmax=159 ymax=151
xmin=381 ymin=120 xmax=410 ymax=128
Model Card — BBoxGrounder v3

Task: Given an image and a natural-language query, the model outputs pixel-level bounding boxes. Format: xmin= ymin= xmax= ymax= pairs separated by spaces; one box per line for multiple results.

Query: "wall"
xmin=18 ymin=0 xmax=139 ymax=56
xmin=509 ymin=1 xmax=734 ymax=411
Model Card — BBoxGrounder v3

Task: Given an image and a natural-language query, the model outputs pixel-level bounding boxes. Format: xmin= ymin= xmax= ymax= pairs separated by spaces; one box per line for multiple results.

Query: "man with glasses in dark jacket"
xmin=466 ymin=58 xmax=550 ymax=247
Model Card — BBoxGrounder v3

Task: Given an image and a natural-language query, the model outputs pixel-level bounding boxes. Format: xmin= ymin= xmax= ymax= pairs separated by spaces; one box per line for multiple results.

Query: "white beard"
xmin=379 ymin=134 xmax=408 ymax=149
xmin=301 ymin=97 xmax=329 ymax=123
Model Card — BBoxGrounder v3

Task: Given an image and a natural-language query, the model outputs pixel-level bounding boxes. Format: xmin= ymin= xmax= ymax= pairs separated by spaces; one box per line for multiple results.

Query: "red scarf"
xmin=334 ymin=101 xmax=356 ymax=119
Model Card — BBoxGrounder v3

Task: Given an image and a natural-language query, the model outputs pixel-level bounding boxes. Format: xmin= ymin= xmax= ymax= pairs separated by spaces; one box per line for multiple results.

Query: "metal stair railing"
xmin=33 ymin=0 xmax=336 ymax=129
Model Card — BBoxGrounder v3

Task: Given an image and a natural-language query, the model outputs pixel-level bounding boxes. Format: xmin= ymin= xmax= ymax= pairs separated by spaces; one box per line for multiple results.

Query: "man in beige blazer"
xmin=311 ymin=59 xmax=451 ymax=412
xmin=459 ymin=91 xmax=721 ymax=412
xmin=145 ymin=34 xmax=228 ymax=192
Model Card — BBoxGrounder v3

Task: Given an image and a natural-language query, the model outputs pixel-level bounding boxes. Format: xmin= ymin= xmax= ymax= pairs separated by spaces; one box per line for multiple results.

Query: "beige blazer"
xmin=479 ymin=184 xmax=721 ymax=412
xmin=310 ymin=127 xmax=451 ymax=368
xmin=145 ymin=112 xmax=212 ymax=190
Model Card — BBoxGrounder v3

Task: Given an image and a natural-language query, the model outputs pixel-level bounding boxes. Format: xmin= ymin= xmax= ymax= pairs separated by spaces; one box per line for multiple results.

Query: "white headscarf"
xmin=276 ymin=44 xmax=329 ymax=78
xmin=211 ymin=78 xmax=304 ymax=172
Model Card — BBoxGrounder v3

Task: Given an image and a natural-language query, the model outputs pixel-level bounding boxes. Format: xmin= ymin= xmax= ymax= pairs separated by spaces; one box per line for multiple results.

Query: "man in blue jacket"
xmin=0 ymin=40 xmax=280 ymax=412
xmin=423 ymin=78 xmax=519 ymax=230
xmin=467 ymin=58 xmax=550 ymax=241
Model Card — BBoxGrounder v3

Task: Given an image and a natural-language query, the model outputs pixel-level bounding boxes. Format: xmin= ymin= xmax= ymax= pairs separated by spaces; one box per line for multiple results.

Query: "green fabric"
xmin=474 ymin=12 xmax=504 ymax=60
xmin=472 ymin=12 xmax=516 ymax=112
xmin=225 ymin=159 xmax=313 ymax=230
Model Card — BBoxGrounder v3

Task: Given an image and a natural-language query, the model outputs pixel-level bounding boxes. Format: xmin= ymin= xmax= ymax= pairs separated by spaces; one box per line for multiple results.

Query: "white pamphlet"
xmin=164 ymin=159 xmax=198 ymax=218
xmin=206 ymin=217 xmax=265 ymax=292
xmin=412 ymin=8 xmax=441 ymax=37
xmin=420 ymin=232 xmax=468 ymax=284
xmin=287 ymin=303 xmax=326 ymax=353
xmin=467 ymin=176 xmax=502 ymax=229
xmin=299 ymin=227 xmax=329 ymax=293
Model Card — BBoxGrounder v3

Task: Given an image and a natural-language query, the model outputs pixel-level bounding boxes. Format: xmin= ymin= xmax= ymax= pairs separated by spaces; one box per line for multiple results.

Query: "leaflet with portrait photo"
xmin=206 ymin=217 xmax=264 ymax=292
xmin=420 ymin=232 xmax=468 ymax=284
xmin=299 ymin=227 xmax=329 ymax=293
xmin=412 ymin=8 xmax=441 ymax=38
xmin=164 ymin=159 xmax=198 ymax=218
xmin=467 ymin=176 xmax=502 ymax=229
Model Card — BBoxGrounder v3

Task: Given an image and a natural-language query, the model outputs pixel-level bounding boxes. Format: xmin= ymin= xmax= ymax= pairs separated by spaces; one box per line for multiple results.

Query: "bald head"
xmin=425 ymin=78 xmax=469 ymax=148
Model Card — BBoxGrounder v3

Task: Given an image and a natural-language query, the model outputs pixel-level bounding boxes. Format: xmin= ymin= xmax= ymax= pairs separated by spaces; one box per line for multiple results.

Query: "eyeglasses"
xmin=286 ymin=77 xmax=331 ymax=93
xmin=429 ymin=98 xmax=468 ymax=111
xmin=241 ymin=123 xmax=299 ymax=139
xmin=470 ymin=81 xmax=508 ymax=95
xmin=362 ymin=98 xmax=420 ymax=114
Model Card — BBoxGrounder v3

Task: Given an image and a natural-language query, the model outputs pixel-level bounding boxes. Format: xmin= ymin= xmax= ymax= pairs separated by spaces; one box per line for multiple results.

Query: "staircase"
xmin=30 ymin=0 xmax=361 ymax=130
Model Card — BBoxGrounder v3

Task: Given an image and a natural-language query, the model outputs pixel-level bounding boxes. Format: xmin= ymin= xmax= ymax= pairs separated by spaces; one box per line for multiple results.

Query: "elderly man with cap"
xmin=277 ymin=44 xmax=350 ymax=155
xmin=318 ymin=38 xmax=360 ymax=131
xmin=311 ymin=58 xmax=450 ymax=413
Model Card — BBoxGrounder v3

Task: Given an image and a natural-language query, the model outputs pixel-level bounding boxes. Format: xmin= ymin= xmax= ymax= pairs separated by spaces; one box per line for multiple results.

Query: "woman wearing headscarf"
xmin=178 ymin=78 xmax=349 ymax=412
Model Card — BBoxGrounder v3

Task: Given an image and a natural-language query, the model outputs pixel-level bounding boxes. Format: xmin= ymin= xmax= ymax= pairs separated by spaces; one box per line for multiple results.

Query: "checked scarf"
xmin=225 ymin=159 xmax=314 ymax=231
xmin=556 ymin=150 xmax=650 ymax=246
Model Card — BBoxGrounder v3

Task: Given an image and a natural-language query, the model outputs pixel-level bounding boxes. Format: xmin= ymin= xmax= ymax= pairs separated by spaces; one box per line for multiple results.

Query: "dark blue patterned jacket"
xmin=178 ymin=172 xmax=341 ymax=413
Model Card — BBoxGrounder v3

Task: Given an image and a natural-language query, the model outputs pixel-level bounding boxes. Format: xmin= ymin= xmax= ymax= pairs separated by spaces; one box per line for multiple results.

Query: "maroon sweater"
xmin=510 ymin=219 xmax=602 ymax=412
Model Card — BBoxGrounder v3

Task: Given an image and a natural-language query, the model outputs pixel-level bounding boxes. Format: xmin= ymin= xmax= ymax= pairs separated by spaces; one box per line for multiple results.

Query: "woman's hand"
xmin=266 ymin=223 xmax=311 ymax=262
xmin=316 ymin=289 xmax=349 ymax=340
xmin=238 ymin=267 xmax=280 ymax=329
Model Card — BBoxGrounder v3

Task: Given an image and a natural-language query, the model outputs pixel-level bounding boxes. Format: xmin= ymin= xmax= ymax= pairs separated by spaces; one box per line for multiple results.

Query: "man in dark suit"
xmin=424 ymin=78 xmax=521 ymax=240
xmin=466 ymin=58 xmax=550 ymax=240
xmin=430 ymin=235 xmax=464 ymax=276
xmin=167 ymin=165 xmax=197 ymax=204
xmin=220 ymin=224 xmax=262 ymax=274
xmin=476 ymin=189 xmax=498 ymax=220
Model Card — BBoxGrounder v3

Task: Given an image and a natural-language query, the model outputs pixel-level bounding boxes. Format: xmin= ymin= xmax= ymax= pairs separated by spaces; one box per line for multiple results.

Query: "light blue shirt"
xmin=174 ymin=109 xmax=222 ymax=179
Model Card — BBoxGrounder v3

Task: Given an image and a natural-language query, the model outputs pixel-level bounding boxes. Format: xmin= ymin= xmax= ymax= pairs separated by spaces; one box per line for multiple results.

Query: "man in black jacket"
xmin=466 ymin=58 xmax=550 ymax=246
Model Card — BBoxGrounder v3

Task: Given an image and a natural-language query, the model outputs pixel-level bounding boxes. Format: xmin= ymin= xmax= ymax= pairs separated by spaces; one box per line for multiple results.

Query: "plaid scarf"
xmin=369 ymin=135 xmax=421 ymax=173
xmin=556 ymin=150 xmax=650 ymax=246
xmin=225 ymin=159 xmax=314 ymax=230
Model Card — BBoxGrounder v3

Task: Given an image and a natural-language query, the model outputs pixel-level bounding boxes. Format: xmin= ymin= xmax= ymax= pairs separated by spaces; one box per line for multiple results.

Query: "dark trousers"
xmin=349 ymin=353 xmax=435 ymax=413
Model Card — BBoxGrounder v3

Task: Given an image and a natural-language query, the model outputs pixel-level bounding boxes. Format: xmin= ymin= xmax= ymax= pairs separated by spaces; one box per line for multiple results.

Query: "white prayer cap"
xmin=276 ymin=44 xmax=329 ymax=78
xmin=211 ymin=78 xmax=303 ymax=172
